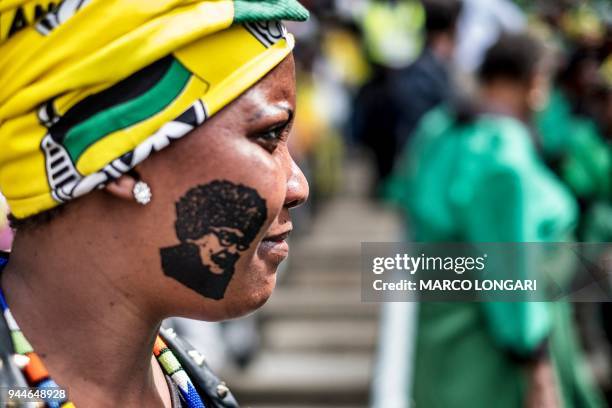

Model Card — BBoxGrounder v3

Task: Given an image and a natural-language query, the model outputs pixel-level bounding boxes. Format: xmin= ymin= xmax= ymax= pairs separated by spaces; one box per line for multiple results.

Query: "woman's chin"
xmin=241 ymin=273 xmax=278 ymax=313
xmin=215 ymin=272 xmax=277 ymax=320
xmin=179 ymin=259 xmax=279 ymax=321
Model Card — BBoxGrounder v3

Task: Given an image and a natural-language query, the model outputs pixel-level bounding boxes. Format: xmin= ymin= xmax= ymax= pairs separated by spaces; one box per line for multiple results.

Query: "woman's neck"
xmin=1 ymin=232 xmax=169 ymax=407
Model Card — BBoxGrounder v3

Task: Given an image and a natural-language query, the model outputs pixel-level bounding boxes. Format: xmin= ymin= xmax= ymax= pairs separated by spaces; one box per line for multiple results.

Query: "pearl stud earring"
xmin=133 ymin=181 xmax=152 ymax=205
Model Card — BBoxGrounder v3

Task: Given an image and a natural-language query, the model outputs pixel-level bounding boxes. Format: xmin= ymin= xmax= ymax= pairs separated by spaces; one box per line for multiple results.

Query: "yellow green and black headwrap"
xmin=0 ymin=0 xmax=308 ymax=219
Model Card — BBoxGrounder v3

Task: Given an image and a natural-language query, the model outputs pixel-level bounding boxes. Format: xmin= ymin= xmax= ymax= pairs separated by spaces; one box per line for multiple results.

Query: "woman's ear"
xmin=104 ymin=175 xmax=138 ymax=201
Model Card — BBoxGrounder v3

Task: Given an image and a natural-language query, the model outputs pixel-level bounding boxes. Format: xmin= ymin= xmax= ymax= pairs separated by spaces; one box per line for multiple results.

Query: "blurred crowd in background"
xmin=287 ymin=0 xmax=612 ymax=406
xmin=1 ymin=0 xmax=612 ymax=406
xmin=285 ymin=0 xmax=611 ymax=209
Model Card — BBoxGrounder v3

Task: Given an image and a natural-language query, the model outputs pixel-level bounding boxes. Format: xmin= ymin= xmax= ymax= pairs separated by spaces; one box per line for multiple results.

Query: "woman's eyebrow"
xmin=277 ymin=106 xmax=294 ymax=122
xmin=248 ymin=104 xmax=294 ymax=123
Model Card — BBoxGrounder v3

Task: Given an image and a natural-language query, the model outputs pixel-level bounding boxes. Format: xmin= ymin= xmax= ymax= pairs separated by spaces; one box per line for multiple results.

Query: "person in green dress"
xmin=536 ymin=48 xmax=611 ymax=228
xmin=387 ymin=33 xmax=604 ymax=407
xmin=536 ymin=51 xmax=612 ymax=373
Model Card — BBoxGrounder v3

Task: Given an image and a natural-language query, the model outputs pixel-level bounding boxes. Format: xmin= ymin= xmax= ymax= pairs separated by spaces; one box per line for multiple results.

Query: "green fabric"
xmin=233 ymin=0 xmax=309 ymax=24
xmin=536 ymin=86 xmax=612 ymax=242
xmin=537 ymin=88 xmax=611 ymax=201
xmin=388 ymin=106 xmax=603 ymax=408
xmin=582 ymin=201 xmax=612 ymax=242
xmin=560 ymin=120 xmax=611 ymax=201
xmin=536 ymin=88 xmax=574 ymax=160
xmin=64 ymin=59 xmax=191 ymax=161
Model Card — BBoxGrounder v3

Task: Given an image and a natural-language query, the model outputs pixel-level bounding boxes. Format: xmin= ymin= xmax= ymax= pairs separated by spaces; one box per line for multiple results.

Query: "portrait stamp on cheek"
xmin=160 ymin=180 xmax=267 ymax=300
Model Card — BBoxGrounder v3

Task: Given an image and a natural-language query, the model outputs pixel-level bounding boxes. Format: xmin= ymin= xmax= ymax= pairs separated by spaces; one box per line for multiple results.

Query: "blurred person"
xmin=537 ymin=42 xmax=612 ymax=401
xmin=351 ymin=65 xmax=400 ymax=194
xmin=352 ymin=0 xmax=461 ymax=194
xmin=586 ymin=56 xmax=612 ymax=405
xmin=537 ymin=47 xmax=607 ymax=172
xmin=551 ymin=50 xmax=612 ymax=406
xmin=0 ymin=1 xmax=309 ymax=407
xmin=597 ymin=56 xmax=612 ymax=140
xmin=560 ymin=4 xmax=607 ymax=49
xmin=361 ymin=0 xmax=425 ymax=69
xmin=537 ymin=46 xmax=611 ymax=245
xmin=312 ymin=22 xmax=371 ymax=199
xmin=388 ymin=33 xmax=603 ymax=408
xmin=393 ymin=0 xmax=463 ymax=149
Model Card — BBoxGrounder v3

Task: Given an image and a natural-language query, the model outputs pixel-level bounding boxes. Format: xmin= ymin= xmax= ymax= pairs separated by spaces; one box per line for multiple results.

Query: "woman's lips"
xmin=258 ymin=230 xmax=291 ymax=264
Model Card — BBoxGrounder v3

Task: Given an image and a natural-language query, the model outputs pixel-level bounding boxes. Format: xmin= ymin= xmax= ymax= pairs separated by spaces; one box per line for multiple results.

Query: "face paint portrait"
xmin=160 ymin=180 xmax=267 ymax=300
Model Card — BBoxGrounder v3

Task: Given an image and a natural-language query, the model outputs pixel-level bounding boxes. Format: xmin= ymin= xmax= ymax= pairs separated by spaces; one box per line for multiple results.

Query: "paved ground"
xmin=221 ymin=158 xmax=402 ymax=407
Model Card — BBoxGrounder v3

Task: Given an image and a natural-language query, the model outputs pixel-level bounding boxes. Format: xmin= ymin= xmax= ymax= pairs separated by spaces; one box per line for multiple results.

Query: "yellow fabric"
xmin=602 ymin=56 xmax=612 ymax=88
xmin=0 ymin=0 xmax=298 ymax=218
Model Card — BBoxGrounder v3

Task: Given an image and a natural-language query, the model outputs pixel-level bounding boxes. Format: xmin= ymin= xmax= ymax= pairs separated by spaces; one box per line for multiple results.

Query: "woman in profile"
xmin=0 ymin=1 xmax=309 ymax=407
xmin=388 ymin=33 xmax=603 ymax=407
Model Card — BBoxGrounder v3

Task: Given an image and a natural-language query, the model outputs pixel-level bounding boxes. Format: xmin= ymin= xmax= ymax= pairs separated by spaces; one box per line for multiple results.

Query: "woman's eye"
xmin=253 ymin=124 xmax=287 ymax=152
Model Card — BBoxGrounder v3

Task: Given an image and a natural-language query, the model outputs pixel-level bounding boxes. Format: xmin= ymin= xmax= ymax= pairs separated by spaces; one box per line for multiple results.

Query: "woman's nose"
xmin=284 ymin=158 xmax=309 ymax=209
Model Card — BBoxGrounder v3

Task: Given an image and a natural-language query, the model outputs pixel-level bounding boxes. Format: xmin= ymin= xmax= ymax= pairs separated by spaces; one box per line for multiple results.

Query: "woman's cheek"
xmin=238 ymin=175 xmax=285 ymax=263
xmin=233 ymin=147 xmax=287 ymax=230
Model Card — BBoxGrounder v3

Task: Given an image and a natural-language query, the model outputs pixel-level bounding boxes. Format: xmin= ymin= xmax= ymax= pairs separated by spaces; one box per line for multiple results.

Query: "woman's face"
xmin=134 ymin=55 xmax=308 ymax=320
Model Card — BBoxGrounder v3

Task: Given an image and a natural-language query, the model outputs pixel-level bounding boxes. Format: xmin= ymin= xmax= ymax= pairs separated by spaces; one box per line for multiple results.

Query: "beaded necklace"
xmin=0 ymin=257 xmax=207 ymax=408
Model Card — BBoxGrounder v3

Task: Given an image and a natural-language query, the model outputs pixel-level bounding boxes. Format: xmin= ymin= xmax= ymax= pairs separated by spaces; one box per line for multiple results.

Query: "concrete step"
xmin=293 ymin=226 xmax=401 ymax=257
xmin=262 ymin=287 xmax=379 ymax=320
xmin=285 ymin=267 xmax=362 ymax=288
xmin=287 ymin=249 xmax=360 ymax=271
xmin=304 ymin=200 xmax=401 ymax=237
xmin=263 ymin=319 xmax=378 ymax=352
xmin=222 ymin=351 xmax=373 ymax=405
xmin=343 ymin=151 xmax=376 ymax=198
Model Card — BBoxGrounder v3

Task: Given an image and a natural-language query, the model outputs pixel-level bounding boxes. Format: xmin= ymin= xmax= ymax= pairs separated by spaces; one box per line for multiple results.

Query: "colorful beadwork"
xmin=154 ymin=337 xmax=207 ymax=408
xmin=0 ymin=285 xmax=207 ymax=408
